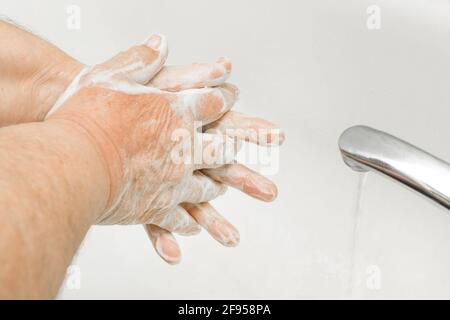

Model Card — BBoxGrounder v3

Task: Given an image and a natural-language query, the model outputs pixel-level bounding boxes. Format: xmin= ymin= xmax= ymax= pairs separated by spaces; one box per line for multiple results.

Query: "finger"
xmin=193 ymin=133 xmax=239 ymax=170
xmin=204 ymin=111 xmax=285 ymax=146
xmin=144 ymin=224 xmax=182 ymax=265
xmin=203 ymin=164 xmax=278 ymax=202
xmin=150 ymin=206 xmax=201 ymax=236
xmin=150 ymin=57 xmax=232 ymax=91
xmin=183 ymin=203 xmax=240 ymax=247
xmin=181 ymin=172 xmax=227 ymax=203
xmin=94 ymin=34 xmax=168 ymax=85
xmin=176 ymin=83 xmax=239 ymax=124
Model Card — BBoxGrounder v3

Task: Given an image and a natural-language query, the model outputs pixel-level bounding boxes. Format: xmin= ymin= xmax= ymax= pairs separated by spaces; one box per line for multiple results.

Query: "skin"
xmin=0 ymin=19 xmax=82 ymax=125
xmin=0 ymin=119 xmax=110 ymax=298
xmin=48 ymin=34 xmax=285 ymax=263
xmin=0 ymin=19 xmax=286 ymax=296
xmin=51 ymin=78 xmax=240 ymax=226
xmin=0 ymin=55 xmax=239 ymax=298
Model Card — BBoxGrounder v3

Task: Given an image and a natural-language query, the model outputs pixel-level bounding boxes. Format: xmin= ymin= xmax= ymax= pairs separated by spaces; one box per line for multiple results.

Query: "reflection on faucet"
xmin=339 ymin=126 xmax=450 ymax=210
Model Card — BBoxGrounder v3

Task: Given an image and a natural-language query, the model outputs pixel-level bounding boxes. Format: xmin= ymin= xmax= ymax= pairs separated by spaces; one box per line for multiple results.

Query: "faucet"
xmin=339 ymin=126 xmax=450 ymax=210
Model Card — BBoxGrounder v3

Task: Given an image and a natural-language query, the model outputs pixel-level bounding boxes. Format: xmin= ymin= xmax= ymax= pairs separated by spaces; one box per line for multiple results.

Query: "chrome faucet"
xmin=339 ymin=126 xmax=450 ymax=210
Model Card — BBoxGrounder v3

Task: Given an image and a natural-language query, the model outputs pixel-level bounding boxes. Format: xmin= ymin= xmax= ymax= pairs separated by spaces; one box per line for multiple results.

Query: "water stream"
xmin=346 ymin=173 xmax=367 ymax=298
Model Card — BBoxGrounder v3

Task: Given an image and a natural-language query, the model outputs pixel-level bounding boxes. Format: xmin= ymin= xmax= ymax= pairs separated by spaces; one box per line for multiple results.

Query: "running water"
xmin=346 ymin=173 xmax=367 ymax=298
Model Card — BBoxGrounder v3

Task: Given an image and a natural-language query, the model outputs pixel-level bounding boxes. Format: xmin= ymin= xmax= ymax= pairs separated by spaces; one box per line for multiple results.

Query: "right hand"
xmin=48 ymin=35 xmax=240 ymax=227
xmin=48 ymin=34 xmax=284 ymax=264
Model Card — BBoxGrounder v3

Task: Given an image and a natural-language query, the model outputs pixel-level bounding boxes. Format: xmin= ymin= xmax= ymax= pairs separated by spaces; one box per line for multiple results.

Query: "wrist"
xmin=0 ymin=20 xmax=84 ymax=125
xmin=46 ymin=112 xmax=124 ymax=222
xmin=43 ymin=117 xmax=115 ymax=225
xmin=30 ymin=56 xmax=84 ymax=120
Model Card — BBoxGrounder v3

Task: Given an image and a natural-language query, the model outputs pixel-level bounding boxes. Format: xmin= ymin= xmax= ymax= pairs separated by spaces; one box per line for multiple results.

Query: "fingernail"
xmin=209 ymin=220 xmax=240 ymax=247
xmin=225 ymin=83 xmax=240 ymax=97
xmin=145 ymin=34 xmax=162 ymax=50
xmin=217 ymin=57 xmax=232 ymax=73
xmin=271 ymin=129 xmax=286 ymax=145
xmin=156 ymin=234 xmax=181 ymax=265
xmin=244 ymin=174 xmax=278 ymax=202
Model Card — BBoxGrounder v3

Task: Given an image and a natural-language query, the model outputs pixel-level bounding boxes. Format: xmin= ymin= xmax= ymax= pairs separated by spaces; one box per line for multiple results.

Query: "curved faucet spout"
xmin=339 ymin=126 xmax=450 ymax=210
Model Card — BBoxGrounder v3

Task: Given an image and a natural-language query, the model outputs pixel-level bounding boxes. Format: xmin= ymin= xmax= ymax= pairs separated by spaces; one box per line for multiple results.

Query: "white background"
xmin=2 ymin=0 xmax=449 ymax=299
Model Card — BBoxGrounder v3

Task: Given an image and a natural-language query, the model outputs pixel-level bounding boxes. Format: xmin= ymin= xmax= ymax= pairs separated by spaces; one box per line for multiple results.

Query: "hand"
xmin=146 ymin=112 xmax=285 ymax=264
xmin=136 ymin=39 xmax=285 ymax=264
xmin=48 ymin=35 xmax=242 ymax=229
xmin=48 ymin=34 xmax=284 ymax=264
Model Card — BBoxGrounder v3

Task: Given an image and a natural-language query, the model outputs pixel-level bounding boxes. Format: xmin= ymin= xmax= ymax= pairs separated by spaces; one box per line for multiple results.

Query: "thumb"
xmin=95 ymin=34 xmax=168 ymax=85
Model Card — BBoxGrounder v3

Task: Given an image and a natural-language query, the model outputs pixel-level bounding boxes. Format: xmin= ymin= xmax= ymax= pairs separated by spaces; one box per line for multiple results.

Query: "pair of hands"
xmin=4 ymin=29 xmax=284 ymax=264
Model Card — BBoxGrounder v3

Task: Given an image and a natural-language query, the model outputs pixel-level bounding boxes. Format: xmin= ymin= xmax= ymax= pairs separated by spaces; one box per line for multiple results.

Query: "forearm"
xmin=0 ymin=120 xmax=110 ymax=298
xmin=0 ymin=19 xmax=82 ymax=126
